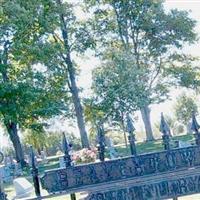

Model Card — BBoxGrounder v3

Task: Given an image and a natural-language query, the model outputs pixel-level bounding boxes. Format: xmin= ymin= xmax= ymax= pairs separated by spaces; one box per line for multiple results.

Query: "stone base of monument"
xmin=79 ymin=192 xmax=89 ymax=200
xmin=13 ymin=178 xmax=33 ymax=199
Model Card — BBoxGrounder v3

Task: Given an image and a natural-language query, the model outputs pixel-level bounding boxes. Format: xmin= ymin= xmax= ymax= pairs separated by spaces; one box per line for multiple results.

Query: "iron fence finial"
xmin=30 ymin=146 xmax=41 ymax=197
xmin=126 ymin=114 xmax=137 ymax=155
xmin=62 ymin=132 xmax=72 ymax=167
xmin=191 ymin=112 xmax=200 ymax=133
xmin=160 ymin=112 xmax=170 ymax=136
xmin=160 ymin=113 xmax=171 ymax=151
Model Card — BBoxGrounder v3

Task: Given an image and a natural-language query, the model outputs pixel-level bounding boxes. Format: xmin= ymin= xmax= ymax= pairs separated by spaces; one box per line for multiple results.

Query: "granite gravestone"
xmin=106 ymin=138 xmax=118 ymax=159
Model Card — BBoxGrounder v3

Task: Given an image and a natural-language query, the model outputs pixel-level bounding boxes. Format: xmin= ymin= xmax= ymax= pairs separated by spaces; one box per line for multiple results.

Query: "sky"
xmin=1 ymin=0 xmax=200 ymax=149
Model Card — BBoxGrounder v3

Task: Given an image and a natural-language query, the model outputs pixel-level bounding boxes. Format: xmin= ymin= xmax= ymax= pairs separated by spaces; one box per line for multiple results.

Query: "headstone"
xmin=28 ymin=153 xmax=38 ymax=168
xmin=0 ymin=177 xmax=7 ymax=200
xmin=3 ymin=166 xmax=12 ymax=183
xmin=0 ymin=162 xmax=13 ymax=183
xmin=24 ymin=155 xmax=30 ymax=166
xmin=27 ymin=153 xmax=33 ymax=167
xmin=3 ymin=157 xmax=9 ymax=166
xmin=106 ymin=138 xmax=118 ymax=159
xmin=13 ymin=178 xmax=33 ymax=199
xmin=40 ymin=151 xmax=47 ymax=164
xmin=179 ymin=140 xmax=191 ymax=148
xmin=14 ymin=163 xmax=23 ymax=177
xmin=59 ymin=156 xmax=65 ymax=168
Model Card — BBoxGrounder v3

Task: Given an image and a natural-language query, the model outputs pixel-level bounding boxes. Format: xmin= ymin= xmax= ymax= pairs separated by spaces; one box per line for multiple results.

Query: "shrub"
xmin=72 ymin=148 xmax=97 ymax=164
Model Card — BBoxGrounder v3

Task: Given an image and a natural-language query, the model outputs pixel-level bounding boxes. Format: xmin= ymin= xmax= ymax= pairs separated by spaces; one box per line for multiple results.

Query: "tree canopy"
xmin=85 ymin=0 xmax=198 ymax=141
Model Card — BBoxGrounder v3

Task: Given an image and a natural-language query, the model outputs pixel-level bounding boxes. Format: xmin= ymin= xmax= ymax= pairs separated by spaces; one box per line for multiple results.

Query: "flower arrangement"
xmin=72 ymin=148 xmax=97 ymax=164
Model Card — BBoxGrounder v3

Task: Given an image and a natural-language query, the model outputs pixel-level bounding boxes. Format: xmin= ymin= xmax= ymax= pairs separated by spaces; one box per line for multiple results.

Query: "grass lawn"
xmin=3 ymin=134 xmax=196 ymax=199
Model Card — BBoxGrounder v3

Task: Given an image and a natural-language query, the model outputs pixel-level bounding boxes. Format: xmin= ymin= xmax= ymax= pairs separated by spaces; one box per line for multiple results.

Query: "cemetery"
xmin=1 ymin=114 xmax=200 ymax=200
xmin=1 ymin=0 xmax=200 ymax=199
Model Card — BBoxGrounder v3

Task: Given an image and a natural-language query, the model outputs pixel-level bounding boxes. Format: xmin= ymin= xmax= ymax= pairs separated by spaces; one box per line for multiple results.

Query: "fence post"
xmin=62 ymin=133 xmax=72 ymax=167
xmin=62 ymin=133 xmax=76 ymax=200
xmin=191 ymin=113 xmax=200 ymax=145
xmin=160 ymin=113 xmax=171 ymax=151
xmin=160 ymin=113 xmax=178 ymax=200
xmin=97 ymin=123 xmax=105 ymax=162
xmin=126 ymin=114 xmax=137 ymax=156
xmin=30 ymin=146 xmax=41 ymax=198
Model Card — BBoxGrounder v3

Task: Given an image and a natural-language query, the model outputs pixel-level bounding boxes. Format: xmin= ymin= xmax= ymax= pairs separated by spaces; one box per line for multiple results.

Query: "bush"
xmin=106 ymin=131 xmax=125 ymax=145
xmin=72 ymin=148 xmax=97 ymax=164
xmin=173 ymin=123 xmax=185 ymax=135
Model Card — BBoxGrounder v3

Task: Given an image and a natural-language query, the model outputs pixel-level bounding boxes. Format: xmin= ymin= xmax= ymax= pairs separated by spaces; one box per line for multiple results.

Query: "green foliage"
xmin=86 ymin=0 xmax=197 ymax=107
xmin=166 ymin=55 xmax=200 ymax=90
xmin=23 ymin=130 xmax=82 ymax=155
xmin=174 ymin=93 xmax=198 ymax=124
xmin=0 ymin=0 xmax=73 ymax=163
xmin=91 ymin=48 xmax=149 ymax=133
xmin=86 ymin=0 xmax=197 ymax=140
xmin=106 ymin=131 xmax=125 ymax=145
xmin=93 ymin=48 xmax=150 ymax=111
xmin=173 ymin=123 xmax=185 ymax=135
xmin=0 ymin=0 xmax=71 ymax=125
xmin=23 ymin=129 xmax=47 ymax=153
xmin=84 ymin=98 xmax=105 ymax=140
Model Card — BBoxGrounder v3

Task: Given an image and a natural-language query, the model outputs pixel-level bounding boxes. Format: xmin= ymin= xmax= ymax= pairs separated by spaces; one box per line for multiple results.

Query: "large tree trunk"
xmin=121 ymin=113 xmax=128 ymax=150
xmin=5 ymin=122 xmax=26 ymax=167
xmin=57 ymin=0 xmax=90 ymax=148
xmin=68 ymin=66 xmax=90 ymax=148
xmin=140 ymin=105 xmax=154 ymax=141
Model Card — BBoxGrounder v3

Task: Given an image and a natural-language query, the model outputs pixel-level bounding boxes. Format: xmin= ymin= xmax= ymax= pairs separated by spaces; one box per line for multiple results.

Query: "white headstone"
xmin=59 ymin=157 xmax=65 ymax=168
xmin=13 ymin=177 xmax=33 ymax=199
xmin=3 ymin=166 xmax=12 ymax=183
xmin=179 ymin=141 xmax=191 ymax=148
xmin=41 ymin=151 xmax=47 ymax=164
xmin=24 ymin=155 xmax=30 ymax=166
xmin=106 ymin=138 xmax=118 ymax=159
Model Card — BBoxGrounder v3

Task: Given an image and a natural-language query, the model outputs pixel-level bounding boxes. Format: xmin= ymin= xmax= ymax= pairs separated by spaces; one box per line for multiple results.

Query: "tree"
xmin=91 ymin=48 xmax=148 ymax=144
xmin=174 ymin=93 xmax=198 ymax=133
xmin=85 ymin=0 xmax=197 ymax=141
xmin=23 ymin=126 xmax=47 ymax=155
xmin=0 ymin=0 xmax=69 ymax=166
xmin=55 ymin=0 xmax=91 ymax=148
xmin=1 ymin=0 xmax=95 ymax=149
xmin=17 ymin=0 xmax=95 ymax=148
xmin=84 ymin=98 xmax=105 ymax=134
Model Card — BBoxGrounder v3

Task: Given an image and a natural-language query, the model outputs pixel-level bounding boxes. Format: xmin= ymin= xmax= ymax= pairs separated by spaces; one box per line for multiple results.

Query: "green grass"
xmin=115 ymin=134 xmax=195 ymax=157
xmin=172 ymin=134 xmax=194 ymax=142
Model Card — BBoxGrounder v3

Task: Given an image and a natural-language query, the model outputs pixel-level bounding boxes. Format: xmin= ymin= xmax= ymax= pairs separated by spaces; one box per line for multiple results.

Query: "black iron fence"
xmin=1 ymin=113 xmax=200 ymax=200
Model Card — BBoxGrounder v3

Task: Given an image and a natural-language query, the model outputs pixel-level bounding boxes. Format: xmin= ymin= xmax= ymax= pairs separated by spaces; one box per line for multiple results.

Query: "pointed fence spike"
xmin=160 ymin=113 xmax=171 ymax=151
xmin=191 ymin=113 xmax=200 ymax=145
xmin=160 ymin=113 xmax=170 ymax=136
xmin=62 ymin=132 xmax=72 ymax=167
xmin=30 ymin=146 xmax=41 ymax=197
xmin=30 ymin=146 xmax=36 ymax=169
xmin=126 ymin=114 xmax=135 ymax=134
xmin=126 ymin=114 xmax=137 ymax=155
xmin=191 ymin=112 xmax=200 ymax=133
xmin=97 ymin=123 xmax=105 ymax=162
xmin=62 ymin=133 xmax=76 ymax=200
